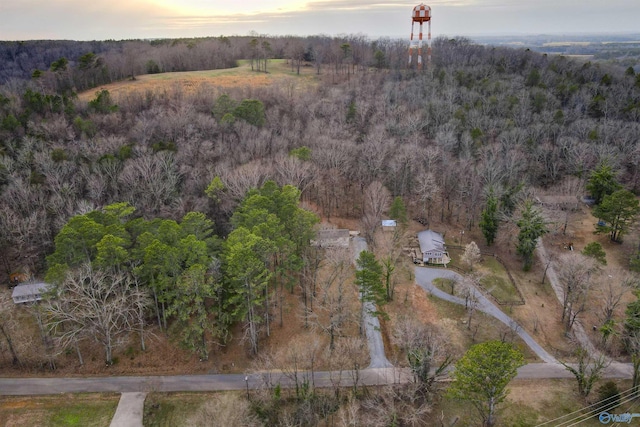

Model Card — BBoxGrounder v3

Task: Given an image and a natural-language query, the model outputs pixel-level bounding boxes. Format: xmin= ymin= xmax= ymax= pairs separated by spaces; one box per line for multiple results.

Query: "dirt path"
xmin=535 ymin=238 xmax=633 ymax=376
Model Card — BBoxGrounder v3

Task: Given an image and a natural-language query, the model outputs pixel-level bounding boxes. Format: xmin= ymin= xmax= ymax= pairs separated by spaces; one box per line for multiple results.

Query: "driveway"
xmin=352 ymin=237 xmax=392 ymax=368
xmin=536 ymin=239 xmax=633 ymax=377
xmin=414 ymin=267 xmax=558 ymax=364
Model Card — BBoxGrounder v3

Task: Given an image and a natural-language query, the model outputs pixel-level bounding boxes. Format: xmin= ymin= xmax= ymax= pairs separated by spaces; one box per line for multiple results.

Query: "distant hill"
xmin=471 ymin=33 xmax=640 ymax=68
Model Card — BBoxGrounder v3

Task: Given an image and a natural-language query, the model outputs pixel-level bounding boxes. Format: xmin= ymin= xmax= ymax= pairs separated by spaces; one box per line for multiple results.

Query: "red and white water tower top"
xmin=409 ymin=4 xmax=432 ymax=69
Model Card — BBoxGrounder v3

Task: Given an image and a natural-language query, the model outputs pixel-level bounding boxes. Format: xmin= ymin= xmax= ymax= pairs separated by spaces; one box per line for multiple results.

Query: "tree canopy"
xmin=516 ymin=200 xmax=548 ymax=271
xmin=447 ymin=340 xmax=524 ymax=427
xmin=479 ymin=189 xmax=499 ymax=246
xmin=587 ymin=162 xmax=622 ymax=205
xmin=224 ymin=181 xmax=319 ymax=353
xmin=594 ymin=189 xmax=640 ymax=242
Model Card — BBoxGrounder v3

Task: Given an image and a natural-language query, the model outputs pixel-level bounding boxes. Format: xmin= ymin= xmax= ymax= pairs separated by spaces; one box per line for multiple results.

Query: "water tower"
xmin=409 ymin=3 xmax=431 ymax=69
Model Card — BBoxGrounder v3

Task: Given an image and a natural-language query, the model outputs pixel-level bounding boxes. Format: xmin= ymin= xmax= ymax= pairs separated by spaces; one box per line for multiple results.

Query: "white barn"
xmin=417 ymin=230 xmax=450 ymax=265
xmin=11 ymin=282 xmax=51 ymax=304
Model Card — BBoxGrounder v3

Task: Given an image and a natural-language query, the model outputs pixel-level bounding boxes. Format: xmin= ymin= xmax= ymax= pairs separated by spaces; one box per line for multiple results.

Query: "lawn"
xmin=144 ymin=392 xmax=208 ymax=427
xmin=435 ymin=378 xmax=635 ymax=427
xmin=0 ymin=393 xmax=119 ymax=427
xmin=144 ymin=392 xmax=254 ymax=427
xmin=446 ymin=248 xmax=523 ymax=305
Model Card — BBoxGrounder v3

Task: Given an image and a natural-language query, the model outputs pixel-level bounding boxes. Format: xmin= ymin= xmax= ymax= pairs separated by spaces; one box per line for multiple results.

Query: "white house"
xmin=417 ymin=230 xmax=450 ymax=265
xmin=11 ymin=282 xmax=51 ymax=304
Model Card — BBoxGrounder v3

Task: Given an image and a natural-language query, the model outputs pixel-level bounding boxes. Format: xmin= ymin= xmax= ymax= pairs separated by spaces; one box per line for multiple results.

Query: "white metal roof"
xmin=11 ymin=282 xmax=51 ymax=298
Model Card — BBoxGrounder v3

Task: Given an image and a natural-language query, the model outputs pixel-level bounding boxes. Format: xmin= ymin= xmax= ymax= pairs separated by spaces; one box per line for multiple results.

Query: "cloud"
xmin=0 ymin=0 xmax=176 ymax=40
xmin=2 ymin=0 xmax=639 ymax=41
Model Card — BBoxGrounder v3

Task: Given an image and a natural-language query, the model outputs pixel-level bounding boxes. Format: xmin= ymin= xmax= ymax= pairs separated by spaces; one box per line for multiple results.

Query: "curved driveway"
xmin=415 ymin=267 xmax=558 ymax=364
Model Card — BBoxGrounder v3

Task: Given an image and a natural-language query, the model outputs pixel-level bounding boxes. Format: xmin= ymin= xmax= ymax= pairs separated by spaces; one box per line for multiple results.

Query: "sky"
xmin=1 ymin=0 xmax=640 ymax=41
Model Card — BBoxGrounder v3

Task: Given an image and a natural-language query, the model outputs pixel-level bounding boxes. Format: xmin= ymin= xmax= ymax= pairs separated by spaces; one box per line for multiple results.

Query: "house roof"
xmin=311 ymin=228 xmax=350 ymax=248
xmin=417 ymin=230 xmax=445 ymax=253
xmin=11 ymin=282 xmax=51 ymax=298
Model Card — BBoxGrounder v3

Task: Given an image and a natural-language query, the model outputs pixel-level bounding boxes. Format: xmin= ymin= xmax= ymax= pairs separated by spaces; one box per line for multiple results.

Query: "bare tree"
xmin=461 ymin=241 xmax=482 ymax=271
xmin=0 ymin=292 xmax=21 ymax=366
xmin=118 ymin=150 xmax=182 ymax=216
xmin=393 ymin=316 xmax=453 ymax=392
xmin=561 ymin=347 xmax=609 ymax=398
xmin=599 ymin=270 xmax=636 ymax=325
xmin=313 ymin=248 xmax=356 ymax=350
xmin=414 ymin=172 xmax=439 ymax=223
xmin=45 ymin=264 xmax=151 ymax=365
xmin=361 ymin=181 xmax=391 ymax=245
xmin=278 ymin=336 xmax=322 ymax=399
xmin=299 ymin=246 xmax=323 ymax=330
xmin=557 ymin=253 xmax=598 ymax=332
xmin=360 ymin=382 xmax=433 ymax=427
xmin=459 ymin=274 xmax=482 ymax=330
xmin=333 ymin=336 xmax=368 ymax=395
xmin=274 ymin=153 xmax=316 ymax=195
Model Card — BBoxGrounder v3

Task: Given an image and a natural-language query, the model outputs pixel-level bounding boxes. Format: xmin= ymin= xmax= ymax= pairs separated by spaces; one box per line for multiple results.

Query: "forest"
xmin=1 ymin=33 xmax=640 ymax=425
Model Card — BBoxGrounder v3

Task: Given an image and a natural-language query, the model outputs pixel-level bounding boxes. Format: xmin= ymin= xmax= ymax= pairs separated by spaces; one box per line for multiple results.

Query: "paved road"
xmin=414 ymin=267 xmax=558 ymax=363
xmin=351 ymin=236 xmax=392 ymax=369
xmin=0 ymin=363 xmax=635 ymax=397
xmin=0 ymin=368 xmax=407 ymax=396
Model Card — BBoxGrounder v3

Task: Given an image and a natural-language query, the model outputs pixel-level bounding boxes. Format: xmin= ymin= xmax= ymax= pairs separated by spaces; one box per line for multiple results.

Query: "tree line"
xmin=0 ymin=34 xmax=408 ymax=94
xmin=37 ymin=181 xmax=318 ymax=365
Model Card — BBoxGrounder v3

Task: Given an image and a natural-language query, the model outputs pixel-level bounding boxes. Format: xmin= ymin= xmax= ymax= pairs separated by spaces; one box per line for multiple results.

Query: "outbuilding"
xmin=11 ymin=282 xmax=51 ymax=304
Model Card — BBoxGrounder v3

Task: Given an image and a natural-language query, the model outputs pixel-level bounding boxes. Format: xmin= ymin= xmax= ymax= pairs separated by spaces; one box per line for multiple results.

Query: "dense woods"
xmin=0 ymin=33 xmax=640 ymax=424
xmin=1 ymin=36 xmax=639 ymax=278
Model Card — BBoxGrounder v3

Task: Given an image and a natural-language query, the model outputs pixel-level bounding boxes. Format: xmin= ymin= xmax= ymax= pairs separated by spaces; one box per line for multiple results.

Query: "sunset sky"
xmin=1 ymin=0 xmax=639 ymax=41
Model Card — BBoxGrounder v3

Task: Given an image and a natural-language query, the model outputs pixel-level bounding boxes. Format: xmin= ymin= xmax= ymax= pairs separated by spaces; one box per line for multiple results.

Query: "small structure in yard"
xmin=311 ymin=229 xmax=350 ymax=248
xmin=381 ymin=219 xmax=397 ymax=231
xmin=9 ymin=272 xmax=30 ymax=286
xmin=11 ymin=282 xmax=51 ymax=304
xmin=417 ymin=229 xmax=450 ymax=265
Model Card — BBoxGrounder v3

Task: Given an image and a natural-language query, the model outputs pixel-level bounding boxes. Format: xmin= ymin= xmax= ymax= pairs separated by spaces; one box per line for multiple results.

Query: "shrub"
xmin=582 ymin=242 xmax=607 ymax=265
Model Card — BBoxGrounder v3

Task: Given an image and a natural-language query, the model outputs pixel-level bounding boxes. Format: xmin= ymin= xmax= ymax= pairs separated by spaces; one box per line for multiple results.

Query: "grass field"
xmin=478 ymin=256 xmax=522 ymax=304
xmin=0 ymin=393 xmax=119 ymax=427
xmin=144 ymin=393 xmax=209 ymax=427
xmin=78 ymin=59 xmax=319 ymax=103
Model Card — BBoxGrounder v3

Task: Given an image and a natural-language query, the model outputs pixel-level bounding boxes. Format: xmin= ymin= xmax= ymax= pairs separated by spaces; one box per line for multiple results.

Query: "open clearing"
xmin=77 ymin=59 xmax=319 ymax=103
xmin=0 ymin=393 xmax=119 ymax=427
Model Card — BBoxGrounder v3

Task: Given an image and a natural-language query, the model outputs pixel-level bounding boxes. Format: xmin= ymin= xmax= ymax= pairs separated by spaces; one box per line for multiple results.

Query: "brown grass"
xmin=77 ymin=60 xmax=319 ymax=104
